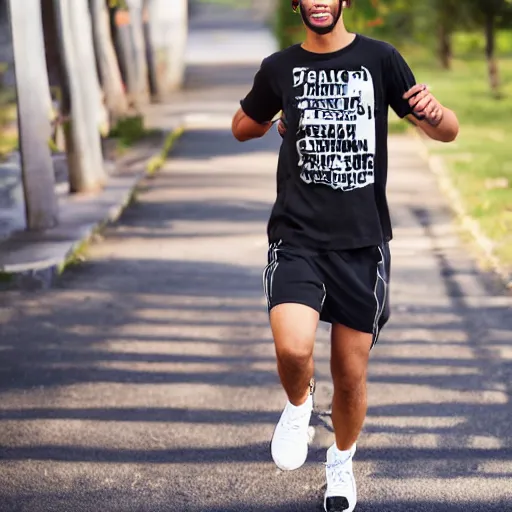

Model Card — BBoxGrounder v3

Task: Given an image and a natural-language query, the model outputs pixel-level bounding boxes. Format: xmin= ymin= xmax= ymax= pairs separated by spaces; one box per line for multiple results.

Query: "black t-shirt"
xmin=240 ymin=34 xmax=417 ymax=251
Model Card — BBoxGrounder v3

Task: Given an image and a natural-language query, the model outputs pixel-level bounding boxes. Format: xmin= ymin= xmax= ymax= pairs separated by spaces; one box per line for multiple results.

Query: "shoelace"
xmin=325 ymin=457 xmax=352 ymax=489
xmin=278 ymin=407 xmax=309 ymax=436
xmin=280 ymin=416 xmax=304 ymax=433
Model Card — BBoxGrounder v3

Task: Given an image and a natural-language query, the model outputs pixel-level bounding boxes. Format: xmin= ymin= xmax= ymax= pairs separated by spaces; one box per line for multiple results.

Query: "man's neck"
xmin=301 ymin=22 xmax=355 ymax=54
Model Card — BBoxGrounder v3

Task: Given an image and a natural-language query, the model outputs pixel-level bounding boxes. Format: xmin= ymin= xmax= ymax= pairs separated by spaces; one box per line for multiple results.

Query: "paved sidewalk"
xmin=0 ymin=4 xmax=511 ymax=512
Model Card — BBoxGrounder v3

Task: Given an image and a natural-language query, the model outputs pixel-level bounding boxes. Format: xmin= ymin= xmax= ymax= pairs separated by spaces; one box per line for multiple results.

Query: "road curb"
xmin=0 ymin=124 xmax=185 ymax=290
xmin=413 ymin=130 xmax=512 ymax=290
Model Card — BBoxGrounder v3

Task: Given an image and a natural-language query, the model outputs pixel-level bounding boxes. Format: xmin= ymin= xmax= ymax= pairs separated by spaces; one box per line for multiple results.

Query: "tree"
xmin=89 ymin=0 xmax=129 ymax=122
xmin=41 ymin=0 xmax=71 ymax=150
xmin=8 ymin=0 xmax=58 ymax=229
xmin=467 ymin=0 xmax=512 ymax=97
xmin=146 ymin=0 xmax=188 ymax=97
xmin=54 ymin=0 xmax=107 ymax=192
xmin=434 ymin=0 xmax=460 ymax=70
xmin=113 ymin=0 xmax=150 ymax=109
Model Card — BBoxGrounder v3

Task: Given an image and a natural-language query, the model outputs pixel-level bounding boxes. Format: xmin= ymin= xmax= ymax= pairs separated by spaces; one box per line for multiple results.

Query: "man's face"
xmin=299 ymin=0 xmax=342 ymax=33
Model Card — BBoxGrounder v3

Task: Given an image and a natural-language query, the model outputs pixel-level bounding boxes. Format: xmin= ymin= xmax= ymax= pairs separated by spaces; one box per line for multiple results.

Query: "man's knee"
xmin=270 ymin=303 xmax=318 ymax=367
xmin=275 ymin=336 xmax=314 ymax=367
xmin=331 ymin=364 xmax=367 ymax=393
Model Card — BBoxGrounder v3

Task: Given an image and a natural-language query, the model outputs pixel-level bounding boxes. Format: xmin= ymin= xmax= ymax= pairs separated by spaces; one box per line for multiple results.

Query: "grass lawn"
xmin=402 ymin=47 xmax=512 ymax=271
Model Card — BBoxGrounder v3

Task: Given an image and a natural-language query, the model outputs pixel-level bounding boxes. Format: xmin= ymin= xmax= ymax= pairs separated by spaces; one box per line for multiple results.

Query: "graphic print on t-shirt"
xmin=293 ymin=66 xmax=376 ymax=192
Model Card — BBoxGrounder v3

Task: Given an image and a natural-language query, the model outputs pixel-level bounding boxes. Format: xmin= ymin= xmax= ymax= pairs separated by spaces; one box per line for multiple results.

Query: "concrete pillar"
xmin=53 ymin=0 xmax=106 ymax=193
xmin=7 ymin=0 xmax=58 ymax=229
xmin=89 ymin=0 xmax=129 ymax=122
xmin=147 ymin=0 xmax=188 ymax=97
xmin=125 ymin=0 xmax=151 ymax=107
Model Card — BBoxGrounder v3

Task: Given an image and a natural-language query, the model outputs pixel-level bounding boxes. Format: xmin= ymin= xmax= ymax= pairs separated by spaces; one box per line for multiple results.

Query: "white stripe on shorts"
xmin=372 ymin=245 xmax=388 ymax=347
xmin=263 ymin=240 xmax=281 ymax=309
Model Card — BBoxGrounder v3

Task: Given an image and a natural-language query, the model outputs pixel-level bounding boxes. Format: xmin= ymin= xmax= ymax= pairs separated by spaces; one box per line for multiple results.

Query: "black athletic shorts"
xmin=263 ymin=241 xmax=391 ymax=348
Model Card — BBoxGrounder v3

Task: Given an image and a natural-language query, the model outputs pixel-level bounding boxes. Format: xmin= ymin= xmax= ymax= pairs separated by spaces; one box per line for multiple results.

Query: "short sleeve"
xmin=240 ymin=59 xmax=282 ymax=124
xmin=385 ymin=48 xmax=417 ymax=119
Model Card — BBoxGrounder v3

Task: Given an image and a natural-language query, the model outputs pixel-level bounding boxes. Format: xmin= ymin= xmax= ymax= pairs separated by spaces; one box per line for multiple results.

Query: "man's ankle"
xmin=289 ymin=391 xmax=312 ymax=409
xmin=287 ymin=377 xmax=315 ymax=407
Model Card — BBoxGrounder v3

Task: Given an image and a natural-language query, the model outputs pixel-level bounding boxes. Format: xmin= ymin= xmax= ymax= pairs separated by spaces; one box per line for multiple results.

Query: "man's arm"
xmin=232 ymin=58 xmax=282 ymax=143
xmin=404 ymin=84 xmax=459 ymax=143
xmin=231 ymin=107 xmax=273 ymax=142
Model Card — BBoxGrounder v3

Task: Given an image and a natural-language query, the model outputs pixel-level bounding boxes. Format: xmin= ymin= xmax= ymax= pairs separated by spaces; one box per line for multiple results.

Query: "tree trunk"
xmin=112 ymin=8 xmax=134 ymax=102
xmin=7 ymin=0 xmax=58 ymax=230
xmin=41 ymin=0 xmax=71 ymax=150
xmin=143 ymin=0 xmax=159 ymax=99
xmin=147 ymin=0 xmax=188 ymax=97
xmin=41 ymin=0 xmax=62 ymax=88
xmin=123 ymin=0 xmax=151 ymax=108
xmin=438 ymin=23 xmax=452 ymax=70
xmin=168 ymin=0 xmax=188 ymax=91
xmin=53 ymin=0 xmax=106 ymax=193
xmin=89 ymin=0 xmax=129 ymax=122
xmin=485 ymin=9 xmax=500 ymax=97
xmin=74 ymin=0 xmax=109 ymax=137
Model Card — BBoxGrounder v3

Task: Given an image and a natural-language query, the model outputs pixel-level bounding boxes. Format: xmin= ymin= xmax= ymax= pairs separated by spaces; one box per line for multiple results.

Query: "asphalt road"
xmin=0 ymin=4 xmax=511 ymax=512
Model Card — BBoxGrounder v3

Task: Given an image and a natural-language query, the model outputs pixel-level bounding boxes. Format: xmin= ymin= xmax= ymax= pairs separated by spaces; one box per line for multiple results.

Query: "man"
xmin=231 ymin=1 xmax=459 ymax=511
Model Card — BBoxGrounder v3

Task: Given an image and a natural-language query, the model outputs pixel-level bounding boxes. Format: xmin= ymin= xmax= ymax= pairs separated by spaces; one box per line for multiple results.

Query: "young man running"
xmin=232 ymin=1 xmax=459 ymax=510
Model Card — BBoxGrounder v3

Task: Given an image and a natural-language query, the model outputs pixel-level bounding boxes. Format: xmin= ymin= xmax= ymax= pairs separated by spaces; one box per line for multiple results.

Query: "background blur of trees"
xmin=276 ymin=0 xmax=512 ymax=97
xmin=0 ymin=0 xmax=188 ymax=232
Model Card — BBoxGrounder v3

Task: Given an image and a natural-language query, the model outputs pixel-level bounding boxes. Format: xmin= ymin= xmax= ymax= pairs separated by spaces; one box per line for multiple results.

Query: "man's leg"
xmin=269 ymin=302 xmax=319 ymax=471
xmin=263 ymin=243 xmax=325 ymax=471
xmin=322 ymin=324 xmax=372 ymax=512
xmin=330 ymin=324 xmax=372 ymax=450
xmin=270 ymin=303 xmax=319 ymax=406
xmin=318 ymin=244 xmax=389 ymax=512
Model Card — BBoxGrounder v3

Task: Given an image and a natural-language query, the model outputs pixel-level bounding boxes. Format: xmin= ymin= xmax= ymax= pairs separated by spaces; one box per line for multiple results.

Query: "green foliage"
xmin=0 ymin=78 xmax=18 ymax=160
xmin=275 ymin=0 xmax=305 ymax=49
xmin=107 ymin=0 xmax=128 ymax=9
xmin=454 ymin=30 xmax=512 ymax=56
xmin=146 ymin=126 xmax=184 ymax=175
xmin=109 ymin=115 xmax=147 ymax=148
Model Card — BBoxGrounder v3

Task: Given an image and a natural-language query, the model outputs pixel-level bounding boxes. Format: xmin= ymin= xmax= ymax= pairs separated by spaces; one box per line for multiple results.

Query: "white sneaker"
xmin=271 ymin=379 xmax=315 ymax=471
xmin=324 ymin=443 xmax=357 ymax=512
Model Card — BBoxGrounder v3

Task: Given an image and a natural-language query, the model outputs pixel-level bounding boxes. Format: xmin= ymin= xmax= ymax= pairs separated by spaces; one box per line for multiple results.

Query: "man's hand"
xmin=277 ymin=119 xmax=287 ymax=138
xmin=403 ymin=84 xmax=444 ymax=127
xmin=404 ymin=84 xmax=459 ymax=143
xmin=276 ymin=113 xmax=288 ymax=138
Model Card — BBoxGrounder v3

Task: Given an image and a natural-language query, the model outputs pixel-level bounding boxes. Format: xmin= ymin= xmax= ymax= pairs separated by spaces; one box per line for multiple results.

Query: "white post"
xmin=148 ymin=0 xmax=188 ymax=96
xmin=7 ymin=0 xmax=58 ymax=229
xmin=72 ymin=0 xmax=109 ymax=138
xmin=168 ymin=0 xmax=188 ymax=91
xmin=89 ymin=0 xmax=129 ymax=122
xmin=53 ymin=0 xmax=106 ymax=192
xmin=125 ymin=0 xmax=151 ymax=107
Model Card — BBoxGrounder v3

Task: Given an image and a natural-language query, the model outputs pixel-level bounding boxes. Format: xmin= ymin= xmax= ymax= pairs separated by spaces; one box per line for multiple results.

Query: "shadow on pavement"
xmin=1 ymin=151 xmax=511 ymax=484
xmin=185 ymin=64 xmax=261 ymax=90
xmin=201 ymin=501 xmax=507 ymax=512
xmin=172 ymin=129 xmax=282 ymax=159
xmin=0 ymin=493 xmax=507 ymax=512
